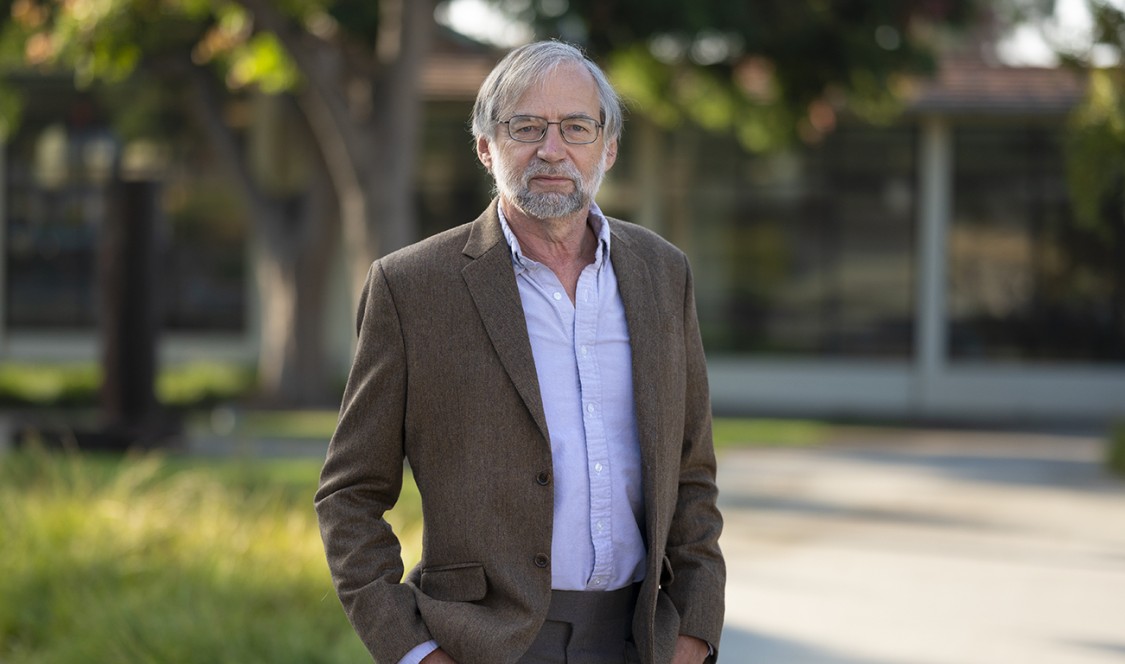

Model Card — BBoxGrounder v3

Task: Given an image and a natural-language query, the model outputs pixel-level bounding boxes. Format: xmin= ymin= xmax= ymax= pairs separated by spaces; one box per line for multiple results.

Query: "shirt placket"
xmin=574 ymin=263 xmax=613 ymax=589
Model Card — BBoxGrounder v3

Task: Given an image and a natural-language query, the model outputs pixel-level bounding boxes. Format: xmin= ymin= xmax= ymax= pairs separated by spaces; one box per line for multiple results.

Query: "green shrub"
xmin=0 ymin=362 xmax=255 ymax=409
xmin=0 ymin=447 xmax=422 ymax=663
xmin=157 ymin=362 xmax=256 ymax=407
xmin=1108 ymin=422 xmax=1125 ymax=477
xmin=0 ymin=363 xmax=100 ymax=407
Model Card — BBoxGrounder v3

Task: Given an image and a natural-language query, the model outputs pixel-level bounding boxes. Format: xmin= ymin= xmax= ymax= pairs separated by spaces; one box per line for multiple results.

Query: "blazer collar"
xmin=459 ymin=206 xmax=668 ymax=466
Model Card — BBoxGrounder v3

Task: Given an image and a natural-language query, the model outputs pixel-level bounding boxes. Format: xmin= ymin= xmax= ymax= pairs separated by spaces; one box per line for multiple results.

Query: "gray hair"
xmin=471 ymin=40 xmax=623 ymax=146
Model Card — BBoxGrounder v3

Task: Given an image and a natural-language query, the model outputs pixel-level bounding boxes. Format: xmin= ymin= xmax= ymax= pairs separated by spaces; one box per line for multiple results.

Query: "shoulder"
xmin=376 ymin=221 xmax=475 ymax=277
xmin=606 ymin=216 xmax=688 ymax=268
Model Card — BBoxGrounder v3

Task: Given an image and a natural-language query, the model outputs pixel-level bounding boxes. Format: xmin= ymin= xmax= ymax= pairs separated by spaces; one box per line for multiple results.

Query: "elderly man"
xmin=315 ymin=40 xmax=725 ymax=664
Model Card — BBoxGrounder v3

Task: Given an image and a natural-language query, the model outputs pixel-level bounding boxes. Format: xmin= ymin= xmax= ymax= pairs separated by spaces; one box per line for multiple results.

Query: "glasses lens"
xmin=508 ymin=116 xmax=547 ymax=142
xmin=560 ymin=118 xmax=598 ymax=144
xmin=505 ymin=116 xmax=601 ymax=144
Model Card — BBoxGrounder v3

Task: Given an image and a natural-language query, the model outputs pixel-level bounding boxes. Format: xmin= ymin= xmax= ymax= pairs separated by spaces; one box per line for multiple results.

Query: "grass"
xmin=0 ymin=446 xmax=423 ymax=664
xmin=712 ymin=417 xmax=831 ymax=448
xmin=194 ymin=410 xmax=834 ymax=448
xmin=192 ymin=408 xmax=342 ymax=440
xmin=0 ymin=407 xmax=829 ymax=662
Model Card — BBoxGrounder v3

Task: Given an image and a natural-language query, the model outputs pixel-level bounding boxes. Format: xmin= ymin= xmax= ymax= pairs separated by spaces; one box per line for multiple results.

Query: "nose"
xmin=536 ymin=126 xmax=567 ymax=162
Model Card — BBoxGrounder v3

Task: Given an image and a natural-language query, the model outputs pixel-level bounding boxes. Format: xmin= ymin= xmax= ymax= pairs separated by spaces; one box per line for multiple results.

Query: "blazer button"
xmin=534 ymin=553 xmax=549 ymax=568
xmin=536 ymin=470 xmax=551 ymax=486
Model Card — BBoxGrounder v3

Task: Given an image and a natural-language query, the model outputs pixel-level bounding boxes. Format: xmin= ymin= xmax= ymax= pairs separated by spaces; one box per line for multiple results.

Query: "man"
xmin=315 ymin=40 xmax=725 ymax=664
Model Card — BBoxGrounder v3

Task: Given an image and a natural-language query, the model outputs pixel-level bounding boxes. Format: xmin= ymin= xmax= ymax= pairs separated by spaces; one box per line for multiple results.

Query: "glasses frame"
xmin=498 ymin=115 xmax=604 ymax=145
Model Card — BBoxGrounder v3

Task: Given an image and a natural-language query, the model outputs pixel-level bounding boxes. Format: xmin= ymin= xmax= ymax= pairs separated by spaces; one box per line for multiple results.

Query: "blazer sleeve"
xmin=664 ymin=256 xmax=727 ymax=657
xmin=314 ymin=261 xmax=432 ymax=663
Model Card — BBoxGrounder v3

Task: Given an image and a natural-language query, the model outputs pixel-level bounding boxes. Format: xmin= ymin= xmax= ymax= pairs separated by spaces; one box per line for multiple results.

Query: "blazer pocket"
xmin=420 ymin=562 xmax=488 ymax=602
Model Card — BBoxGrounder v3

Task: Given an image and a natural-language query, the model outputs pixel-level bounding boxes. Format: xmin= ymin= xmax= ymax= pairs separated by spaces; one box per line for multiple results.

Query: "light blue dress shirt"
xmin=499 ymin=201 xmax=646 ymax=592
xmin=399 ymin=202 xmax=647 ymax=664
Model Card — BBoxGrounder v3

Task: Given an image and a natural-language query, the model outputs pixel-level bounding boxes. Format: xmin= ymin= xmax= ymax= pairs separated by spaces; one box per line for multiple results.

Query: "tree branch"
xmin=177 ymin=59 xmax=271 ymax=225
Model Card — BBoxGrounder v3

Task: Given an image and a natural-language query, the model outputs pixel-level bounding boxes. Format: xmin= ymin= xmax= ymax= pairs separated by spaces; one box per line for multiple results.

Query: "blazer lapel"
xmin=461 ymin=205 xmax=551 ymax=444
xmin=609 ymin=222 xmax=667 ymax=529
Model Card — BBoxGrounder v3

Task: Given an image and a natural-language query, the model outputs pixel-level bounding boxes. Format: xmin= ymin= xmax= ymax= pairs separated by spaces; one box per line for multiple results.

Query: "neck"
xmin=501 ymin=198 xmax=596 ymax=268
xmin=501 ymin=198 xmax=598 ymax=304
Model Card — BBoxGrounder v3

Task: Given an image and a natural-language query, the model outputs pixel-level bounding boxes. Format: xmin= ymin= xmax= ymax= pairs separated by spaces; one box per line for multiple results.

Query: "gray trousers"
xmin=518 ymin=584 xmax=642 ymax=664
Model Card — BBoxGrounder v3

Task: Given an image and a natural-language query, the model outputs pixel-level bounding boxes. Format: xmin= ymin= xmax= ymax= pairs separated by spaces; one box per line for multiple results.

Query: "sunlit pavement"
xmin=716 ymin=428 xmax=1125 ymax=664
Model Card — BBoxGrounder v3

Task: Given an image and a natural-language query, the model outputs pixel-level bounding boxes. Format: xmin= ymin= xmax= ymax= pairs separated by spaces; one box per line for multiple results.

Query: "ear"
xmin=603 ymin=137 xmax=619 ymax=172
xmin=477 ymin=136 xmax=494 ymax=172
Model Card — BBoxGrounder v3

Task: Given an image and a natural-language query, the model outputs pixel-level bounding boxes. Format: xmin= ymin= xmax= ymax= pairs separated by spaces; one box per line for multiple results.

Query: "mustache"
xmin=521 ymin=161 xmax=581 ymax=184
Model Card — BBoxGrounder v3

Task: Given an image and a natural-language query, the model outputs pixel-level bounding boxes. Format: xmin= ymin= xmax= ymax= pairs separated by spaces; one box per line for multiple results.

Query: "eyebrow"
xmin=512 ymin=112 xmax=598 ymax=121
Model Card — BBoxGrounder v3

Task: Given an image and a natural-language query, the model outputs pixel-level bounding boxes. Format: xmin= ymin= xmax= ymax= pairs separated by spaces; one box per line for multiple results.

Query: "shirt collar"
xmin=497 ymin=200 xmax=612 ymax=274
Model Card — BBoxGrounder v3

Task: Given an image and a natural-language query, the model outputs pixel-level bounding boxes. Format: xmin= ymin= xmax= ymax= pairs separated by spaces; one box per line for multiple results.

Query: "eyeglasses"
xmin=499 ymin=115 xmax=604 ymax=145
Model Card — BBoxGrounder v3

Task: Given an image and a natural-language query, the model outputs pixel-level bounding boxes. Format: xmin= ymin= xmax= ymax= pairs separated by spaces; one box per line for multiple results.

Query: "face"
xmin=477 ymin=61 xmax=618 ymax=221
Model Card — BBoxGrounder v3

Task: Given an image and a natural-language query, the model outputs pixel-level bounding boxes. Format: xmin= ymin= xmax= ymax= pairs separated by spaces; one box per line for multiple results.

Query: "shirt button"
xmin=596 ymin=520 xmax=605 ymax=532
xmin=586 ymin=403 xmax=595 ymax=414
xmin=594 ymin=463 xmax=603 ymax=473
xmin=593 ymin=577 xmax=604 ymax=585
xmin=553 ymin=292 xmax=562 ymax=301
xmin=581 ymin=346 xmax=589 ymax=356
xmin=536 ymin=470 xmax=551 ymax=486
xmin=534 ymin=553 xmax=550 ymax=568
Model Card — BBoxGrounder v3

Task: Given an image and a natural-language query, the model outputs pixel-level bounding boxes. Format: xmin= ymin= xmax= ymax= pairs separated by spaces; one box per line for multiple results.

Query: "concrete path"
xmin=716 ymin=428 xmax=1125 ymax=664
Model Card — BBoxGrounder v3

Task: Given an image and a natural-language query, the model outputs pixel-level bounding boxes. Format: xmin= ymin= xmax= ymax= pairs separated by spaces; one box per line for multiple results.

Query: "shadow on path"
xmin=720 ymin=626 xmax=896 ymax=664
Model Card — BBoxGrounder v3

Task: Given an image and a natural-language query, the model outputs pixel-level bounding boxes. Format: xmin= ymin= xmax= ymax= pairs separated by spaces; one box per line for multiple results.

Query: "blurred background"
xmin=0 ymin=0 xmax=1122 ymax=425
xmin=0 ymin=1 xmax=1123 ymax=663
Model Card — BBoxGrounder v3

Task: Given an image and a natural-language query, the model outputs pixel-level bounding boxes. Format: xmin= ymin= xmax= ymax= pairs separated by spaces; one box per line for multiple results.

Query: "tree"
xmin=0 ymin=0 xmax=434 ymax=405
xmin=486 ymin=0 xmax=977 ymax=150
xmin=2 ymin=0 xmax=985 ymax=406
xmin=1063 ymin=1 xmax=1125 ymax=352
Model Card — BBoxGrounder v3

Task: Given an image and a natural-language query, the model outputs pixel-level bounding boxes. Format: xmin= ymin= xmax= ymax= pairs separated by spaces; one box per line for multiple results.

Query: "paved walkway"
xmin=717 ymin=428 xmax=1125 ymax=664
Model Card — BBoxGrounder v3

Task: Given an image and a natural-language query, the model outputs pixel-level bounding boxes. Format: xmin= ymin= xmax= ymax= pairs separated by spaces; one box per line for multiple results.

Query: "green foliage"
xmin=0 ymin=362 xmax=255 ymax=408
xmin=0 ymin=79 xmax=22 ymax=138
xmin=491 ymin=0 xmax=973 ymax=151
xmin=712 ymin=417 xmax=830 ymax=448
xmin=0 ymin=448 xmax=426 ymax=662
xmin=1066 ymin=70 xmax=1125 ymax=239
xmin=156 ymin=362 xmax=257 ymax=407
xmin=1108 ymin=421 xmax=1125 ymax=477
xmin=0 ymin=363 xmax=100 ymax=407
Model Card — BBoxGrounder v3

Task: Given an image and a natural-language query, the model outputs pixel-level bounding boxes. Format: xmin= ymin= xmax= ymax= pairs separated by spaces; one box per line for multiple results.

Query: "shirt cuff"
xmin=398 ymin=640 xmax=440 ymax=664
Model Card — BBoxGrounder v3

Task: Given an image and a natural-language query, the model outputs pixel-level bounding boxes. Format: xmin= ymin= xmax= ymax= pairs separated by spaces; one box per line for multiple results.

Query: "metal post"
xmin=98 ymin=179 xmax=162 ymax=447
xmin=914 ymin=117 xmax=953 ymax=413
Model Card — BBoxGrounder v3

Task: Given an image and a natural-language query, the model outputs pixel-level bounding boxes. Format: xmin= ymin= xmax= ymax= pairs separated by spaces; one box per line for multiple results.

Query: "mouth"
xmin=529 ymin=175 xmax=574 ymax=187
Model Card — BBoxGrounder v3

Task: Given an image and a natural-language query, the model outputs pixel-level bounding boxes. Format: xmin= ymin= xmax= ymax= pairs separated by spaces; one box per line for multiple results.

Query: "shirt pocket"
xmin=420 ymin=562 xmax=488 ymax=602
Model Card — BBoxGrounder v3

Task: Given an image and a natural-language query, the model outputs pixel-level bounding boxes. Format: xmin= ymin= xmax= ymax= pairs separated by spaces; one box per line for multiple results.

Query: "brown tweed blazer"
xmin=315 ymin=204 xmax=725 ymax=664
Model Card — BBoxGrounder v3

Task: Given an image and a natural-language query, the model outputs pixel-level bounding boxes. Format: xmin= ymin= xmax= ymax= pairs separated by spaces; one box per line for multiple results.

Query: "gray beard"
xmin=494 ymin=156 xmax=606 ymax=221
xmin=513 ymin=187 xmax=587 ymax=219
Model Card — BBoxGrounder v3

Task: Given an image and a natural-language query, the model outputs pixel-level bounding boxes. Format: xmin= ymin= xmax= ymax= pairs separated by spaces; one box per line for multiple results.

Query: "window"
xmin=949 ymin=125 xmax=1124 ymax=362
xmin=689 ymin=126 xmax=917 ymax=358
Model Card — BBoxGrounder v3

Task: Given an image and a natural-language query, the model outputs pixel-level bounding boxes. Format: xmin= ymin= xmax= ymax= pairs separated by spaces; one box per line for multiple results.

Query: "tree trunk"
xmin=290 ymin=0 xmax=434 ymax=295
xmin=184 ymin=66 xmax=341 ymax=406
xmin=249 ymin=94 xmax=340 ymax=405
xmin=253 ymin=188 xmax=338 ymax=405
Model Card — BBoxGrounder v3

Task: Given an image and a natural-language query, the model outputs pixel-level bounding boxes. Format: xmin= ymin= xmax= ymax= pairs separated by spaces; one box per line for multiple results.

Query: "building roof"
xmin=907 ymin=54 xmax=1088 ymax=116
xmin=421 ymin=27 xmax=502 ymax=101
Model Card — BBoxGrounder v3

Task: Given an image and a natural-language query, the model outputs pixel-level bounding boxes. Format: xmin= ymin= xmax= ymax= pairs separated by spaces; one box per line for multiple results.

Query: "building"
xmin=2 ymin=43 xmax=1123 ymax=424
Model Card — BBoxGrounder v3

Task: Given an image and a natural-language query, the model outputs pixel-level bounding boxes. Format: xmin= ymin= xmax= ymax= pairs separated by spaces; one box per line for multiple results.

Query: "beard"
xmin=493 ymin=153 xmax=607 ymax=221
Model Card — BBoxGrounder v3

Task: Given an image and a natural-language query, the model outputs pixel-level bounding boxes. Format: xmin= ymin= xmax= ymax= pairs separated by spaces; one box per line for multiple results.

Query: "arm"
xmin=315 ymin=262 xmax=434 ymax=663
xmin=665 ymin=257 xmax=726 ymax=660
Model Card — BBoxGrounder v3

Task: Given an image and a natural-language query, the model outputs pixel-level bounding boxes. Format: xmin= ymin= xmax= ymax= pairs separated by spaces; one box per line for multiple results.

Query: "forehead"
xmin=511 ymin=61 xmax=601 ymax=118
